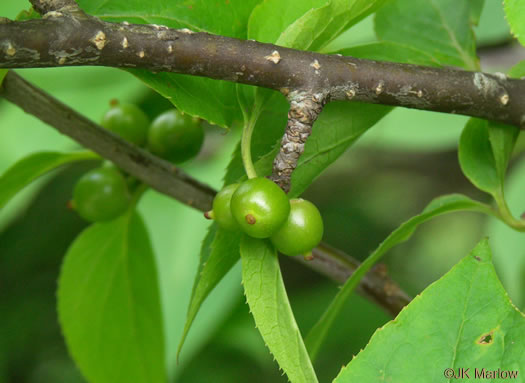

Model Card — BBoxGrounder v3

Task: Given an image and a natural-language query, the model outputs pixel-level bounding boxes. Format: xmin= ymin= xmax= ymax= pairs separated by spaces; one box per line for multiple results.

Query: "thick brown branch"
xmin=0 ymin=15 xmax=524 ymax=128
xmin=0 ymin=70 xmax=410 ymax=316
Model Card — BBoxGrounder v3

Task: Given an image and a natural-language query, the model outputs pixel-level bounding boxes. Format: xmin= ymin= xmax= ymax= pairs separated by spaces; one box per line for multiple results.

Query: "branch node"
xmin=500 ymin=93 xmax=510 ymax=106
xmin=179 ymin=28 xmax=195 ymax=35
xmin=310 ymin=59 xmax=321 ymax=70
xmin=90 ymin=31 xmax=107 ymax=50
xmin=345 ymin=89 xmax=356 ymax=99
xmin=4 ymin=42 xmax=16 ymax=57
xmin=265 ymin=50 xmax=281 ymax=64
xmin=375 ymin=80 xmax=384 ymax=95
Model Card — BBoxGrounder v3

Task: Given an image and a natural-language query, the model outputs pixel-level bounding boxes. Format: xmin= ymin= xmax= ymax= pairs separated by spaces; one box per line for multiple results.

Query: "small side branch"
xmin=305 ymin=243 xmax=411 ymax=317
xmin=271 ymin=91 xmax=326 ymax=192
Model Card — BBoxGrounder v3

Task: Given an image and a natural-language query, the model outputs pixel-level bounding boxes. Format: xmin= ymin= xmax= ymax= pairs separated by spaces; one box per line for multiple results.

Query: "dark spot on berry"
xmin=245 ymin=214 xmax=256 ymax=225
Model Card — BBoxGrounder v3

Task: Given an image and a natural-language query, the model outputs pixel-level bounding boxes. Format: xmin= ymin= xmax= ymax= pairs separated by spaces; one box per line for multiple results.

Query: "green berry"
xmin=230 ymin=178 xmax=290 ymax=239
xmin=270 ymin=198 xmax=323 ymax=256
xmin=101 ymin=103 xmax=149 ymax=146
xmin=206 ymin=183 xmax=240 ymax=231
xmin=147 ymin=109 xmax=204 ymax=164
xmin=73 ymin=167 xmax=131 ymax=222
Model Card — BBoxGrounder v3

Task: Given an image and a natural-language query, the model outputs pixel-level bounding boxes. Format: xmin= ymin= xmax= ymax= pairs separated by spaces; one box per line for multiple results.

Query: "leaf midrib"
xmin=428 ymin=0 xmax=477 ymax=70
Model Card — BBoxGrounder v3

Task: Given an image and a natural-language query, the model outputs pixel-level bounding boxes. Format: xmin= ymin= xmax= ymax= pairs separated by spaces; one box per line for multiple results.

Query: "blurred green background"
xmin=1 ymin=1 xmax=525 ymax=382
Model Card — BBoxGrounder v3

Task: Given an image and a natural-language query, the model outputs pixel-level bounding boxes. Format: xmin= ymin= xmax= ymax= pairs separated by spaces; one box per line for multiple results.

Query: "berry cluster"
xmin=207 ymin=177 xmax=324 ymax=257
xmin=71 ymin=102 xmax=204 ymax=223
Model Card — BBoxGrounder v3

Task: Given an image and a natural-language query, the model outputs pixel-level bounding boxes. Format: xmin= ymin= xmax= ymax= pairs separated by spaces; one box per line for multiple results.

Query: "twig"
xmin=271 ymin=91 xmax=326 ymax=192
xmin=0 ymin=69 xmax=410 ymax=316
xmin=307 ymin=243 xmax=411 ymax=316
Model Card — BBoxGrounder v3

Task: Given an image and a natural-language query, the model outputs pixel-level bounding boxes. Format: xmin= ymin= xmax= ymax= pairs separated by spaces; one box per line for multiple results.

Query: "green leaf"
xmin=177 ymin=224 xmax=241 ymax=359
xmin=336 ymin=41 xmax=440 ymax=66
xmin=78 ymin=0 xmax=259 ymax=38
xmin=489 ymin=61 xmax=525 ymax=183
xmin=248 ymin=0 xmax=326 ymax=46
xmin=305 ymin=194 xmax=495 ymax=361
xmin=509 ymin=60 xmax=525 ymax=78
xmin=289 ymin=102 xmax=391 ymax=197
xmin=469 ymin=0 xmax=485 ymax=25
xmin=132 ymin=71 xmax=241 ymax=128
xmin=488 ymin=122 xmax=519 ymax=185
xmin=459 ymin=119 xmax=500 ymax=195
xmin=79 ymin=0 xmax=262 ymax=128
xmin=309 ymin=0 xmax=392 ymax=52
xmin=275 ymin=4 xmax=334 ymax=50
xmin=487 ymin=158 xmax=525 ymax=308
xmin=16 ymin=7 xmax=40 ymax=21
xmin=240 ymin=236 xmax=318 ymax=383
xmin=333 ymin=239 xmax=525 ymax=382
xmin=459 ymin=68 xmax=520 ymax=199
xmin=0 ymin=69 xmax=6 ymax=85
xmin=504 ymin=0 xmax=525 ymax=46
xmin=249 ymin=0 xmax=390 ymax=50
xmin=58 ymin=212 xmax=165 ymax=383
xmin=375 ymin=0 xmax=479 ymax=69
xmin=0 ymin=151 xmax=98 ymax=210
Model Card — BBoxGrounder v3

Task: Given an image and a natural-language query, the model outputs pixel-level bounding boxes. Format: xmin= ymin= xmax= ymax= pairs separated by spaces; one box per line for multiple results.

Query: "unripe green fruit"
xmin=147 ymin=109 xmax=204 ymax=164
xmin=101 ymin=103 xmax=150 ymax=146
xmin=206 ymin=183 xmax=240 ymax=231
xmin=230 ymin=178 xmax=290 ymax=239
xmin=73 ymin=167 xmax=131 ymax=222
xmin=270 ymin=198 xmax=323 ymax=256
